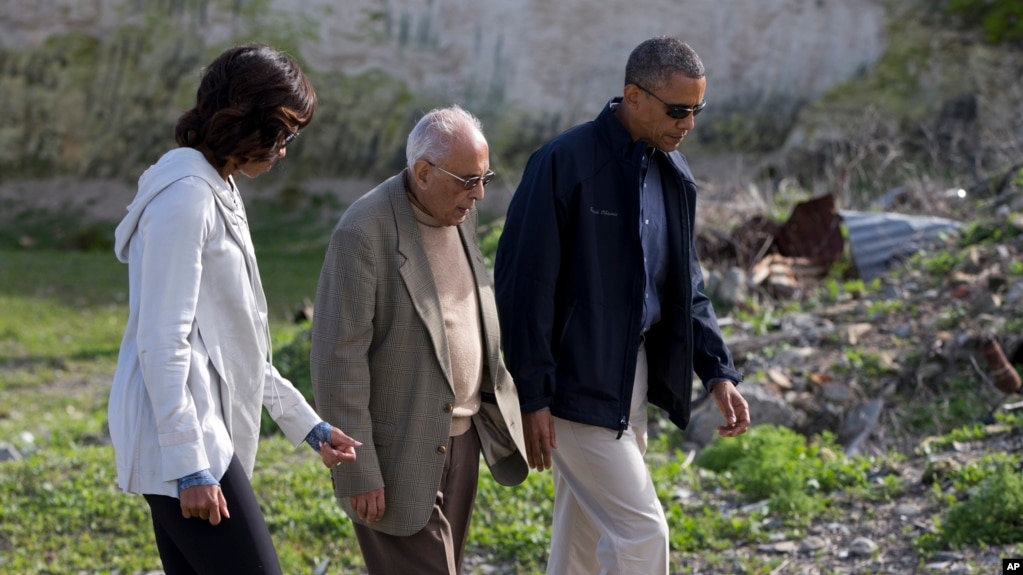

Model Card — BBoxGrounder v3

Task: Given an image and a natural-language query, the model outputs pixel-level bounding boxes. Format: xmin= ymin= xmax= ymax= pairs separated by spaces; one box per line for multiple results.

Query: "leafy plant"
xmin=920 ymin=250 xmax=962 ymax=276
xmin=694 ymin=425 xmax=873 ymax=522
xmin=917 ymin=462 xmax=1023 ymax=550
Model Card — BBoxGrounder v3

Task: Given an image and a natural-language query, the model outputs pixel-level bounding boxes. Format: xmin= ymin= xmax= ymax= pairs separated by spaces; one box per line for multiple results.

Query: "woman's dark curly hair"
xmin=175 ymin=43 xmax=316 ymax=168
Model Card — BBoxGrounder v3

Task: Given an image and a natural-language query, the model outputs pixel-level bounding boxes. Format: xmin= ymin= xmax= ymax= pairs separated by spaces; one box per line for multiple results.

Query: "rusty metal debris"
xmin=981 ymin=336 xmax=1022 ymax=395
xmin=704 ymin=193 xmax=965 ymax=297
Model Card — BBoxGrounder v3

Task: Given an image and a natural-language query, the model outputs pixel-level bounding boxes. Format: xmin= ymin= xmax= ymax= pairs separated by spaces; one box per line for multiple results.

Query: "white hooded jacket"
xmin=108 ymin=147 xmax=320 ymax=497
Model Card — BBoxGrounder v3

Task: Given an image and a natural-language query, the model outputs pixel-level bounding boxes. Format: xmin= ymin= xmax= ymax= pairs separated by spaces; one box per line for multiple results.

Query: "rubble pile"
xmin=643 ymin=182 xmax=1023 ymax=572
xmin=688 ymin=188 xmax=1023 ymax=456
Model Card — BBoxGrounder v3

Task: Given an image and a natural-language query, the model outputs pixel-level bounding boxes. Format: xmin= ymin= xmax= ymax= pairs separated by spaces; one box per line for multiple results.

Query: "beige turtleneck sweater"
xmin=407 ymin=194 xmax=483 ymax=437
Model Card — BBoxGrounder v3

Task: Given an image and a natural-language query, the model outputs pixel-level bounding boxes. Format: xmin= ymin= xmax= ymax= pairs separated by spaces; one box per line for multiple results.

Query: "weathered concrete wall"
xmin=1 ymin=0 xmax=889 ymax=116
xmin=0 ymin=0 xmax=888 ymax=185
xmin=302 ymin=0 xmax=887 ymax=121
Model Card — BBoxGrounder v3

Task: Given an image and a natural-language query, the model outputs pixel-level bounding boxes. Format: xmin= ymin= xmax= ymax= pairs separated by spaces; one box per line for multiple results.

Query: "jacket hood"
xmin=114 ymin=148 xmax=230 ymax=262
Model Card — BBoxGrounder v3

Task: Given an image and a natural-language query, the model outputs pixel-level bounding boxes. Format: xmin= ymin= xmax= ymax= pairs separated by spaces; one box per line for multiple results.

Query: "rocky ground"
xmin=6 ymin=168 xmax=1023 ymax=574
xmin=462 ymin=175 xmax=1023 ymax=574
xmin=655 ymin=177 xmax=1023 ymax=574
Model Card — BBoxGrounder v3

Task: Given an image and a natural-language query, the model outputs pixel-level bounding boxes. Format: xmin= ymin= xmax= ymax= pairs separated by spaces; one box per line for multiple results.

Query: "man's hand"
xmin=710 ymin=379 xmax=751 ymax=437
xmin=350 ymin=488 xmax=386 ymax=522
xmin=180 ymin=484 xmax=230 ymax=526
xmin=523 ymin=409 xmax=557 ymax=471
xmin=318 ymin=426 xmax=361 ymax=469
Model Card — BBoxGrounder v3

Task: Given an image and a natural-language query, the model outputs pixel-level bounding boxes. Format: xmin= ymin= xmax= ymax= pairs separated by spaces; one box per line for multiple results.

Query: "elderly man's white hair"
xmin=406 ymin=105 xmax=485 ymax=170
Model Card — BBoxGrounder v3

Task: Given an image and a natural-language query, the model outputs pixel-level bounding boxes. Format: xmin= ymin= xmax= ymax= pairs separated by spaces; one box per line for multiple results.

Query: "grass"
xmin=5 ymin=194 xmax=1023 ymax=573
xmin=0 ymin=233 xmax=752 ymax=574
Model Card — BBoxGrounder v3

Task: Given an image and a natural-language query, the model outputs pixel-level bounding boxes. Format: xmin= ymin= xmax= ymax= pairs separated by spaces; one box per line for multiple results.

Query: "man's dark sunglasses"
xmin=426 ymin=161 xmax=496 ymax=190
xmin=634 ymin=83 xmax=707 ymax=120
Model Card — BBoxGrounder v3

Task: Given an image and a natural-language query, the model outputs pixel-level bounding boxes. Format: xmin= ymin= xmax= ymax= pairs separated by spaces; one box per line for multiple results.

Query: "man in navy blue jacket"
xmin=495 ymin=36 xmax=751 ymax=574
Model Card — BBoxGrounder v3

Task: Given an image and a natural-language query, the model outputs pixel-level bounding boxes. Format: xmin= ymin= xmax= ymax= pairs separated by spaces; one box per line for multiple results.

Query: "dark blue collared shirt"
xmin=639 ymin=150 xmax=668 ymax=334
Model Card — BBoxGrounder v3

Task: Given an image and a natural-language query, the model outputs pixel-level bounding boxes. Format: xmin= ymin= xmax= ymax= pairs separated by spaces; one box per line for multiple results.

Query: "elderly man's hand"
xmin=350 ymin=488 xmax=386 ymax=522
xmin=710 ymin=379 xmax=750 ymax=437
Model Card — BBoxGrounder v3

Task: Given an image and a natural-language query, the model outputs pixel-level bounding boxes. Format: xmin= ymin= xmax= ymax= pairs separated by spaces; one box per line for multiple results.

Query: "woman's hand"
xmin=318 ymin=426 xmax=361 ymax=468
xmin=179 ymin=484 xmax=230 ymax=525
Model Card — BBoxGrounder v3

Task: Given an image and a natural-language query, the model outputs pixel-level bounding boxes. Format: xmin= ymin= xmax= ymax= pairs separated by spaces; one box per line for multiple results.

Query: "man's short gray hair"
xmin=406 ymin=105 xmax=484 ymax=170
xmin=624 ymin=36 xmax=705 ymax=91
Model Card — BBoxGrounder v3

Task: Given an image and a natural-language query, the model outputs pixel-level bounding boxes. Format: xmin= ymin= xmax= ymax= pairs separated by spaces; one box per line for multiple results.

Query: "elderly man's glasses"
xmin=634 ymin=83 xmax=707 ymax=120
xmin=427 ymin=161 xmax=496 ymax=190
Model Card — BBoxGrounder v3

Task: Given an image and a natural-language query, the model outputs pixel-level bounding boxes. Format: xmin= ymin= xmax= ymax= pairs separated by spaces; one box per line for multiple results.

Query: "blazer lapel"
xmin=390 ymin=175 xmax=455 ymax=391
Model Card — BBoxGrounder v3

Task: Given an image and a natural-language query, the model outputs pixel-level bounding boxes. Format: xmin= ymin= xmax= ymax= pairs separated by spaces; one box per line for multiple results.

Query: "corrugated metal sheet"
xmin=839 ymin=210 xmax=962 ymax=281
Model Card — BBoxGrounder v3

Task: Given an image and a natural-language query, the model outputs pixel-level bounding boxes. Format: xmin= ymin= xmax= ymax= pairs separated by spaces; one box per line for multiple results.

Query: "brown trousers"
xmin=354 ymin=426 xmax=482 ymax=574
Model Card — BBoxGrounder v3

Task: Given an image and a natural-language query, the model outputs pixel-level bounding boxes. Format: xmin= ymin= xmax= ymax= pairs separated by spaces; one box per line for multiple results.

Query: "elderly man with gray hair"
xmin=311 ymin=105 xmax=528 ymax=574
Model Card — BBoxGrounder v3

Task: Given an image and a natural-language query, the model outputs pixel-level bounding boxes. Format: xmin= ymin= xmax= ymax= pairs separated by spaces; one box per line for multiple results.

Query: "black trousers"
xmin=143 ymin=455 xmax=282 ymax=575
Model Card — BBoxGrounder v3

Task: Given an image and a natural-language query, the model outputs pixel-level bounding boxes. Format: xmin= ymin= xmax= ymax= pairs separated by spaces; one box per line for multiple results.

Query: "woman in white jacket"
xmin=108 ymin=43 xmax=360 ymax=574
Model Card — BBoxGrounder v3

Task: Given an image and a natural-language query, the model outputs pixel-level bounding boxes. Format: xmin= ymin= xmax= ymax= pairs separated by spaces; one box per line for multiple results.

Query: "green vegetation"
xmin=943 ymin=0 xmax=1023 ymax=44
xmin=264 ymin=328 xmax=314 ymax=435
xmin=0 ymin=209 xmax=902 ymax=573
xmin=6 ymin=188 xmax=1023 ymax=572
xmin=695 ymin=425 xmax=876 ymax=523
xmin=478 ymin=220 xmax=503 ymax=269
xmin=918 ymin=459 xmax=1023 ymax=551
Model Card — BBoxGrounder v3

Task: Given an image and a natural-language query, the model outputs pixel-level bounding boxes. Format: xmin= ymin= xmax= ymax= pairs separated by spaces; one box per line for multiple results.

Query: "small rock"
xmin=841 ymin=323 xmax=873 ymax=345
xmin=672 ymin=487 xmax=694 ymax=501
xmin=893 ymin=324 xmax=913 ymax=338
xmin=773 ymin=540 xmax=797 ymax=552
xmin=848 ymin=536 xmax=878 ymax=557
xmin=716 ymin=267 xmax=748 ymax=307
xmin=765 ymin=367 xmax=793 ymax=390
xmin=800 ymin=535 xmax=828 ymax=552
xmin=821 ymin=382 xmax=856 ymax=404
xmin=825 ymin=522 xmax=851 ymax=535
xmin=763 ymin=541 xmax=798 ymax=554
xmin=895 ymin=503 xmax=921 ymax=517
xmin=0 ymin=442 xmax=22 ymax=462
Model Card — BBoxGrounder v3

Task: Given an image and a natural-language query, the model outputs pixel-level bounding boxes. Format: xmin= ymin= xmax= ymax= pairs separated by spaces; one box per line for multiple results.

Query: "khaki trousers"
xmin=354 ymin=426 xmax=481 ymax=575
xmin=546 ymin=345 xmax=670 ymax=575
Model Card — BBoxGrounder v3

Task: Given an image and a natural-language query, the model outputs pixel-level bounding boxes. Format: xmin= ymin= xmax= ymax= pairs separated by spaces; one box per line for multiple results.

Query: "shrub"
xmin=918 ymin=462 xmax=1023 ymax=550
xmin=694 ymin=425 xmax=873 ymax=522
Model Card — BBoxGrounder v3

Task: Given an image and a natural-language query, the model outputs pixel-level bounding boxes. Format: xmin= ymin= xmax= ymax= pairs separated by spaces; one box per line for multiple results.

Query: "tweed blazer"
xmin=310 ymin=171 xmax=528 ymax=536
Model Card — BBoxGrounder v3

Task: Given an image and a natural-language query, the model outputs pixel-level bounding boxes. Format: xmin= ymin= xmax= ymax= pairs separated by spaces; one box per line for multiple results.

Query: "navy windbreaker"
xmin=494 ymin=98 xmax=742 ymax=435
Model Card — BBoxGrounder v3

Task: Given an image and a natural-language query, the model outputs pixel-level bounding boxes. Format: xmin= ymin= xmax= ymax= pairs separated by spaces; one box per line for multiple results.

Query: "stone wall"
xmin=0 ymin=0 xmax=888 ymax=188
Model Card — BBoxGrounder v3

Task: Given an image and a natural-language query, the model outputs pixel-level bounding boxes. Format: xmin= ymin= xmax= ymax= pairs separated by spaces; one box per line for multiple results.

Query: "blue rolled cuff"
xmin=177 ymin=469 xmax=218 ymax=494
xmin=304 ymin=421 xmax=333 ymax=452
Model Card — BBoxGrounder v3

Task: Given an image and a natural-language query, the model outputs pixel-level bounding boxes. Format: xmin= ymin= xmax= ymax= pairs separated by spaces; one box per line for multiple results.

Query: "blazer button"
xmin=443 ymin=403 xmax=454 ymax=413
xmin=437 ymin=445 xmax=447 ymax=454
